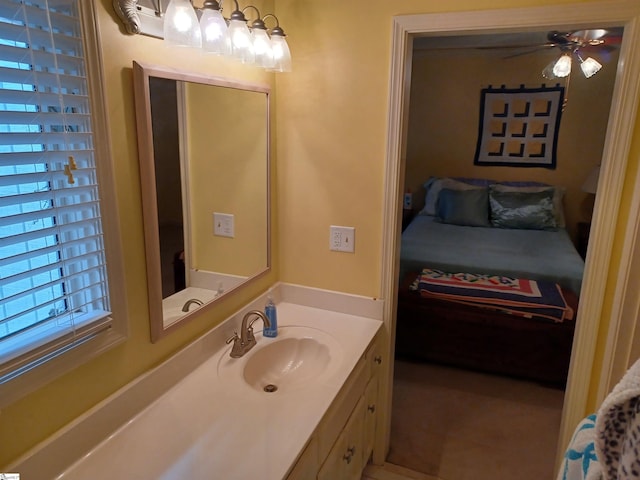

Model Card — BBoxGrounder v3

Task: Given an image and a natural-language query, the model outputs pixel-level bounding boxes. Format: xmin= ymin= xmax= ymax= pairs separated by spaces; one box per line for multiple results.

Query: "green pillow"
xmin=437 ymin=188 xmax=490 ymax=227
xmin=489 ymin=187 xmax=557 ymax=230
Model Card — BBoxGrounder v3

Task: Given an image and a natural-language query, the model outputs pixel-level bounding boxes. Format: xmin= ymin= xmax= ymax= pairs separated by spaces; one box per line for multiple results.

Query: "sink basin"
xmin=217 ymin=326 xmax=343 ymax=393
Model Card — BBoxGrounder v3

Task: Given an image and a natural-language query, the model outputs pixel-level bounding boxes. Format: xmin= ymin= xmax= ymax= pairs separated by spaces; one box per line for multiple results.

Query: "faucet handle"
xmin=226 ymin=331 xmax=239 ymax=345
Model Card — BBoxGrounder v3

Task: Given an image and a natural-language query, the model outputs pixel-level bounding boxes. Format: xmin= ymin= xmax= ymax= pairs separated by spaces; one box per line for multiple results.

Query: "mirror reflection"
xmin=133 ymin=61 xmax=270 ymax=341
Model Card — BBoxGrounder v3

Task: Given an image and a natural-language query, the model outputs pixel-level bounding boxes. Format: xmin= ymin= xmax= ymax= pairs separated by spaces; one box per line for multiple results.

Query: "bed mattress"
xmin=400 ymin=215 xmax=585 ymax=295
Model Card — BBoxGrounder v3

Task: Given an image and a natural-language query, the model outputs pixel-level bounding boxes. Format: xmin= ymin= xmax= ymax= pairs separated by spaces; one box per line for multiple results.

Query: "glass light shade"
xmin=200 ymin=9 xmax=229 ymax=55
xmin=228 ymin=18 xmax=254 ymax=64
xmin=270 ymin=35 xmax=292 ymax=73
xmin=542 ymin=59 xmax=558 ymax=80
xmin=252 ymin=29 xmax=274 ymax=68
xmin=552 ymin=54 xmax=572 ymax=78
xmin=580 ymin=57 xmax=602 ymax=78
xmin=163 ymin=0 xmax=201 ymax=48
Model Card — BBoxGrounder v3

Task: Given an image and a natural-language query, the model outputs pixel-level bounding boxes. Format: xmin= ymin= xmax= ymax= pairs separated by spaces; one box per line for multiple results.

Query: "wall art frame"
xmin=473 ymin=84 xmax=564 ymax=169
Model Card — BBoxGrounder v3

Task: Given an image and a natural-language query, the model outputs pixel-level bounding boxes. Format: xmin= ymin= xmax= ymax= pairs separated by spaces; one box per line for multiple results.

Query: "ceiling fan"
xmin=500 ymin=29 xmax=622 ymax=79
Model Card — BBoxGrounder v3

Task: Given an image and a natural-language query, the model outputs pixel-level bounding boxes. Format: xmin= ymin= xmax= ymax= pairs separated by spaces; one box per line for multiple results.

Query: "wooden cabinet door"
xmin=362 ymin=376 xmax=378 ymax=463
xmin=318 ymin=396 xmax=365 ymax=480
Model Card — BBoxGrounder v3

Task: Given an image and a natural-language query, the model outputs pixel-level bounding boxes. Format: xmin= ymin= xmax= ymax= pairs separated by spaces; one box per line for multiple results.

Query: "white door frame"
xmin=377 ymin=0 xmax=640 ymax=468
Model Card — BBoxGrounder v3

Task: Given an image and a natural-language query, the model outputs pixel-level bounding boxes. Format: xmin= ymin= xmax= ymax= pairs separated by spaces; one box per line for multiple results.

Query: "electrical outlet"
xmin=330 ymin=226 xmax=355 ymax=253
xmin=213 ymin=213 xmax=234 ymax=238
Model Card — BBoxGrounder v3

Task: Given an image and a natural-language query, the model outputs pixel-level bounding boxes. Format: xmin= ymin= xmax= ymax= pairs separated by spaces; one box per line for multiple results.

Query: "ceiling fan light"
xmin=542 ymin=59 xmax=558 ymax=79
xmin=580 ymin=56 xmax=602 ymax=78
xmin=552 ymin=54 xmax=572 ymax=78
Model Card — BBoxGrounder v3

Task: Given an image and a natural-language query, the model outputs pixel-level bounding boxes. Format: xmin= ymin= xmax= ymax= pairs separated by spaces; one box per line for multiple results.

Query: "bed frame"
xmin=395 ymin=272 xmax=578 ymax=387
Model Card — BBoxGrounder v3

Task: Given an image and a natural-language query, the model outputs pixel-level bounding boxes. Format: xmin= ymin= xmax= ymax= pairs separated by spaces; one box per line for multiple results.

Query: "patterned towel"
xmin=410 ymin=268 xmax=574 ymax=322
xmin=557 ymin=414 xmax=603 ymax=480
xmin=595 ymin=358 xmax=640 ymax=480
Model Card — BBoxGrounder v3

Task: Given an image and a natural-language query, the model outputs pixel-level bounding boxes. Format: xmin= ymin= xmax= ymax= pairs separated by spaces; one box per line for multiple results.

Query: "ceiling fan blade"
xmin=476 ymin=42 xmax=557 ymax=52
xmin=500 ymin=45 xmax=556 ymax=59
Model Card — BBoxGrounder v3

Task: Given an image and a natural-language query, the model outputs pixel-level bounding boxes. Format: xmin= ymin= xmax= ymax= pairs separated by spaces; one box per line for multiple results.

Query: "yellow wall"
xmin=0 ymin=0 xmax=276 ymax=467
xmin=2 ymin=0 xmax=638 ymax=469
xmin=273 ymin=0 xmax=637 ymax=415
xmin=404 ymin=49 xmax=617 ymax=241
xmin=186 ymin=83 xmax=269 ymax=276
xmin=273 ymin=0 xmax=605 ymax=297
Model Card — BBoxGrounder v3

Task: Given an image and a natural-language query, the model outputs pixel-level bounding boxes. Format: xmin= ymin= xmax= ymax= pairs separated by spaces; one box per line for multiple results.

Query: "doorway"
xmin=376 ymin=2 xmax=640 ymax=474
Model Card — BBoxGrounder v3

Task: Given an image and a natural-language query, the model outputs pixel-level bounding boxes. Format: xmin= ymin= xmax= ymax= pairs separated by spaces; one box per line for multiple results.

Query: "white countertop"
xmin=56 ymin=302 xmax=381 ymax=480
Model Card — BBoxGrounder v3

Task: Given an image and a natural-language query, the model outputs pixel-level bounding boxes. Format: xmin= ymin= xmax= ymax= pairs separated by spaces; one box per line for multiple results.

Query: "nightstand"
xmin=402 ymin=209 xmax=415 ymax=231
xmin=577 ymin=222 xmax=591 ymax=259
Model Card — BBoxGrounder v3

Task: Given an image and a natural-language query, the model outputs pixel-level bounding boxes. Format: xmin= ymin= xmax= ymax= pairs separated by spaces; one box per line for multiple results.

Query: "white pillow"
xmin=420 ymin=177 xmax=486 ymax=216
xmin=489 ymin=183 xmax=566 ymax=228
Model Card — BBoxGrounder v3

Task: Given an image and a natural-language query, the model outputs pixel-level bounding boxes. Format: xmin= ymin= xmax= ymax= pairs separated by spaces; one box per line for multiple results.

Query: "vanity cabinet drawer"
xmin=318 ymin=355 xmax=367 ymax=460
xmin=317 ymin=396 xmax=365 ymax=480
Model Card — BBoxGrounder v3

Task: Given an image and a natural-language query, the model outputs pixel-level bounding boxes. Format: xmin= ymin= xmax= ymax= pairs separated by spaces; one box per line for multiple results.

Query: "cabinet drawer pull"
xmin=374 ymin=355 xmax=382 ymax=365
xmin=342 ymin=445 xmax=357 ymax=464
xmin=368 ymin=404 xmax=376 ymax=413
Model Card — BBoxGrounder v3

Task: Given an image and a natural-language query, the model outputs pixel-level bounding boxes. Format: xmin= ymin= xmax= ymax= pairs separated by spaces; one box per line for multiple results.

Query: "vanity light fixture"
xmin=199 ymin=0 xmax=230 ymax=55
xmin=113 ymin=0 xmax=291 ymax=72
xmin=164 ymin=0 xmax=202 ymax=47
xmin=264 ymin=14 xmax=292 ymax=72
xmin=246 ymin=7 xmax=274 ymax=69
xmin=226 ymin=4 xmax=255 ymax=64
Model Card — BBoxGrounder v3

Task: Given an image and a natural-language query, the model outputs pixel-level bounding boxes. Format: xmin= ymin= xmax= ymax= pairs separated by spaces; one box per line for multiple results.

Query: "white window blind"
xmin=0 ymin=0 xmax=111 ymax=382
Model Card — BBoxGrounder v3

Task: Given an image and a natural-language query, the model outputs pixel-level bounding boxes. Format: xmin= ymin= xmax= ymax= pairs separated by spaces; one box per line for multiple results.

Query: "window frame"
xmin=0 ymin=0 xmax=128 ymax=408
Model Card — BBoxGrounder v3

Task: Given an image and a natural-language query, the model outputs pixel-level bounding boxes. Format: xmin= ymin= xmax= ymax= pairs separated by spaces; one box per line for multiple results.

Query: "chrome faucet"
xmin=226 ymin=310 xmax=271 ymax=358
xmin=181 ymin=298 xmax=203 ymax=312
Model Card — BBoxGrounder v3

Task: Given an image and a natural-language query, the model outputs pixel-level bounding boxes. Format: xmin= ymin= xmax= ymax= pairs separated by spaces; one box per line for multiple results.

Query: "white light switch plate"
xmin=330 ymin=226 xmax=355 ymax=253
xmin=213 ymin=213 xmax=234 ymax=238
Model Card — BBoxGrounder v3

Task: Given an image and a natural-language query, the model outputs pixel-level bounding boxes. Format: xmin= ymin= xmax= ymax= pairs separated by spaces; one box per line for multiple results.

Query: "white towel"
xmin=595 ymin=358 xmax=640 ymax=480
xmin=558 ymin=413 xmax=603 ymax=480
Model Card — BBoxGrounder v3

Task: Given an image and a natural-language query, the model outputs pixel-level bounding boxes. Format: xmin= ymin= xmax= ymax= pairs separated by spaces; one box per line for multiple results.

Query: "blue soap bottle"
xmin=263 ymin=291 xmax=278 ymax=338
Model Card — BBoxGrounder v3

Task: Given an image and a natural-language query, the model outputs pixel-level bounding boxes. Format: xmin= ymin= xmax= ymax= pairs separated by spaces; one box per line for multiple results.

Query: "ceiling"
xmin=412 ymin=26 xmax=624 ymax=57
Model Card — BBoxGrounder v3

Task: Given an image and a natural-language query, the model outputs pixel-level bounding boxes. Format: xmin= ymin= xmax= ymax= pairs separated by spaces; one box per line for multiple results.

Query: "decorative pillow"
xmin=420 ymin=177 xmax=488 ymax=216
xmin=437 ymin=188 xmax=491 ymax=227
xmin=491 ymin=183 xmax=566 ymax=228
xmin=489 ymin=187 xmax=557 ymax=230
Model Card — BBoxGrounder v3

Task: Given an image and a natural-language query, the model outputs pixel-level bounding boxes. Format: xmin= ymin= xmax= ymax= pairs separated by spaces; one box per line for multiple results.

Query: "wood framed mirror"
xmin=132 ymin=61 xmax=270 ymax=341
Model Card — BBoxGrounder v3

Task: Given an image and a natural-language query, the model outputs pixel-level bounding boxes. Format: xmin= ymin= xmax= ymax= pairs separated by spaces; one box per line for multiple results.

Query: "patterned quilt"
xmin=410 ymin=268 xmax=574 ymax=323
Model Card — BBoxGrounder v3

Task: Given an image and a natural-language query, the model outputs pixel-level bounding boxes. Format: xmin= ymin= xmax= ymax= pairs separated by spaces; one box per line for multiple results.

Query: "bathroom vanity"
xmin=11 ymin=285 xmax=383 ymax=479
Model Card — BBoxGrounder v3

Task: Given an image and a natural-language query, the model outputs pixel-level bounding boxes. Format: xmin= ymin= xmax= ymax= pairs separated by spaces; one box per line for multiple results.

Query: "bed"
xmin=395 ymin=177 xmax=585 ymax=386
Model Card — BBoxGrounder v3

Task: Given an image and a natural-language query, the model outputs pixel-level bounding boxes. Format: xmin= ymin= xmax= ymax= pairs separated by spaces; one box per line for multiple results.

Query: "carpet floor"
xmin=388 ymin=359 xmax=565 ymax=480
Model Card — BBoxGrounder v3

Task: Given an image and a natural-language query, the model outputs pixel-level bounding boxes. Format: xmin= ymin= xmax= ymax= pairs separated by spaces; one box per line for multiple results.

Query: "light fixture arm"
xmin=242 ymin=5 xmax=267 ymax=29
xmin=225 ymin=0 xmax=247 ymax=22
xmin=262 ymin=13 xmax=286 ymax=37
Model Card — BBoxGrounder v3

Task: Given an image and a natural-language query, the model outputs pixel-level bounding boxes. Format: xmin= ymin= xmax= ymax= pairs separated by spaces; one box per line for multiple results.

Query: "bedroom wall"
xmin=404 ymin=48 xmax=618 ymax=242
